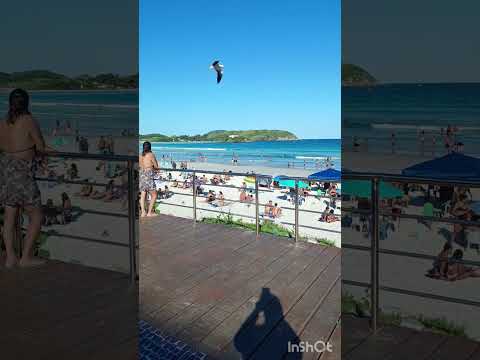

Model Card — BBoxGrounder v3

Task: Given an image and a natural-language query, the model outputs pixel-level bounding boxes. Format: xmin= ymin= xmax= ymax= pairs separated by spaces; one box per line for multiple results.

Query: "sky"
xmin=140 ymin=1 xmax=340 ymax=139
xmin=343 ymin=0 xmax=480 ymax=83
xmin=0 ymin=0 xmax=138 ymax=76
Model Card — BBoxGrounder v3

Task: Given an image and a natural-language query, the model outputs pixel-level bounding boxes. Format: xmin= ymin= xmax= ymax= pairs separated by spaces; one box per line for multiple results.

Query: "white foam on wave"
xmin=27 ymin=101 xmax=138 ymax=109
xmin=152 ymin=146 xmax=227 ymax=151
xmin=296 ymin=156 xmax=340 ymax=160
xmin=372 ymin=123 xmax=480 ymax=131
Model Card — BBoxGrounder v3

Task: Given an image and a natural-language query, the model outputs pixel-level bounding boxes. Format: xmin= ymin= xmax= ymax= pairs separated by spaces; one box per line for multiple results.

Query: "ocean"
xmin=0 ymin=90 xmax=139 ymax=136
xmin=343 ymin=83 xmax=480 ymax=155
xmin=148 ymin=139 xmax=341 ymax=170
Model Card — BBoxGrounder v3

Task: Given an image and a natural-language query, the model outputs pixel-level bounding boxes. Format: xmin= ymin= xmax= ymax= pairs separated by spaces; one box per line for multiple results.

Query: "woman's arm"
xmin=27 ymin=116 xmax=47 ymax=152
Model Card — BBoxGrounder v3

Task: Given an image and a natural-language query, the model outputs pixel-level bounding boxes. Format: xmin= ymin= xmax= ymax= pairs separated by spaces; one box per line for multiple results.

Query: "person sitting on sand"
xmin=43 ymin=199 xmax=59 ymax=226
xmin=91 ymin=180 xmax=115 ymax=199
xmin=218 ymin=191 xmax=225 ymax=207
xmin=264 ymin=200 xmax=274 ymax=217
xmin=272 ymin=203 xmax=282 ymax=218
xmin=200 ymin=175 xmax=207 ymax=183
xmin=326 ymin=209 xmax=338 ymax=223
xmin=446 ymin=250 xmax=480 ymax=281
xmin=172 ymin=179 xmax=178 ymax=188
xmin=205 ymin=190 xmax=216 ymax=203
xmin=67 ymin=163 xmax=78 ymax=180
xmin=240 ymin=189 xmax=248 ymax=202
xmin=240 ymin=182 xmax=247 ymax=192
xmin=427 ymin=242 xmax=452 ymax=278
xmin=329 ymin=184 xmax=337 ymax=197
xmin=75 ymin=180 xmax=93 ymax=197
xmin=319 ymin=206 xmax=330 ymax=222
xmin=60 ymin=192 xmax=72 ymax=224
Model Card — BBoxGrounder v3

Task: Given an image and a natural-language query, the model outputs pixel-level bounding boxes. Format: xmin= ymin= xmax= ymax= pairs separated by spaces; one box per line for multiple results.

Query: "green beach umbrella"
xmin=278 ymin=179 xmax=309 ymax=189
xmin=342 ymin=180 xmax=403 ymax=199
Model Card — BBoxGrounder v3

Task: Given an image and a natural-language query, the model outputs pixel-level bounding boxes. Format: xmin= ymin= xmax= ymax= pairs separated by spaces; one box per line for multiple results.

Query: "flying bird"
xmin=210 ymin=60 xmax=224 ymax=84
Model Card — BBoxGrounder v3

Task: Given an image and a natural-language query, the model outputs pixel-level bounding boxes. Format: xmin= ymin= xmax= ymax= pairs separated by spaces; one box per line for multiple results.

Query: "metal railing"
xmin=11 ymin=151 xmax=138 ymax=284
xmin=153 ymin=168 xmax=341 ymax=242
xmin=342 ymin=172 xmax=480 ymax=333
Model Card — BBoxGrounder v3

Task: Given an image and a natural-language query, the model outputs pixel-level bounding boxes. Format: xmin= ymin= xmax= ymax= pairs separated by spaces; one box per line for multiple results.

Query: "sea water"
xmin=148 ymin=139 xmax=341 ymax=170
xmin=0 ymin=90 xmax=139 ymax=136
xmin=343 ymin=83 xmax=480 ymax=155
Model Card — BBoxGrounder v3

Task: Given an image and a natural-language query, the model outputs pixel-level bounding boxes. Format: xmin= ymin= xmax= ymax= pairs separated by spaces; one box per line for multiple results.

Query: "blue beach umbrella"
xmin=308 ymin=168 xmax=341 ymax=181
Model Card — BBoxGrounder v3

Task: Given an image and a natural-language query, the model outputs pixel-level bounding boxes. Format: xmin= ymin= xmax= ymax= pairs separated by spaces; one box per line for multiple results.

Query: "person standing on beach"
xmin=0 ymin=89 xmax=55 ymax=268
xmin=139 ymin=141 xmax=159 ymax=217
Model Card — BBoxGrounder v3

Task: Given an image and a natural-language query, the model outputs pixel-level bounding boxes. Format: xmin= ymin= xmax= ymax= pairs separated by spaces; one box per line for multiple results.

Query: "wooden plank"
xmin=203 ymin=249 xmax=340 ymax=358
xmin=237 ymin=258 xmax=341 ymax=360
xmin=319 ymin=319 xmax=341 ymax=360
xmin=381 ymin=331 xmax=447 ymax=360
xmin=344 ymin=324 xmax=416 ymax=360
xmin=425 ymin=335 xmax=480 ymax=360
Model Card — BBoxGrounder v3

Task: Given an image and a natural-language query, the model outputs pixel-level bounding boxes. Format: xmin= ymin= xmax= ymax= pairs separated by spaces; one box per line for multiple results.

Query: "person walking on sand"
xmin=0 ymin=89 xmax=56 ymax=268
xmin=139 ymin=141 xmax=159 ymax=217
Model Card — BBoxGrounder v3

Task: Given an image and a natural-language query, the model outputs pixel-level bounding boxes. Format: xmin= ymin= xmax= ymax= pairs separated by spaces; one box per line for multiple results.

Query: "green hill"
xmin=342 ymin=64 xmax=377 ymax=86
xmin=0 ymin=70 xmax=138 ymax=90
xmin=140 ymin=130 xmax=298 ymax=143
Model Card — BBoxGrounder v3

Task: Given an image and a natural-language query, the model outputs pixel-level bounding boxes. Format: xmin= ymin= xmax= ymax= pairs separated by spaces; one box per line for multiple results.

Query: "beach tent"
xmin=308 ymin=168 xmax=341 ymax=181
xmin=278 ymin=179 xmax=309 ymax=189
xmin=402 ymin=152 xmax=480 ymax=180
xmin=342 ymin=180 xmax=403 ymax=199
xmin=273 ymin=175 xmax=289 ymax=182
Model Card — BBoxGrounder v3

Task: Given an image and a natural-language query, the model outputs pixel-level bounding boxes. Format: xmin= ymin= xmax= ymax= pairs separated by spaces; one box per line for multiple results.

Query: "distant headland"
xmin=0 ymin=70 xmax=138 ymax=90
xmin=140 ymin=130 xmax=298 ymax=143
xmin=342 ymin=64 xmax=377 ymax=86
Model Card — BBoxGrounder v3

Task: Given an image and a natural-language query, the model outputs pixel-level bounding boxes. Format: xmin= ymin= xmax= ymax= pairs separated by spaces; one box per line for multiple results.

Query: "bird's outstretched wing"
xmin=217 ymin=71 xmax=223 ymax=84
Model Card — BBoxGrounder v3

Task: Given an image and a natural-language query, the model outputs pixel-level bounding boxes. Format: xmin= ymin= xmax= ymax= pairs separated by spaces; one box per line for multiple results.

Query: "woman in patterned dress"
xmin=0 ymin=89 xmax=54 ymax=268
xmin=139 ymin=141 xmax=159 ymax=217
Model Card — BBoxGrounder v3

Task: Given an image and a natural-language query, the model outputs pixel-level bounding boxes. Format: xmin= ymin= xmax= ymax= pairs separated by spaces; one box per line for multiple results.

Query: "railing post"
xmin=127 ymin=160 xmax=137 ymax=284
xmin=371 ymin=177 xmax=380 ymax=333
xmin=294 ymin=179 xmax=299 ymax=242
xmin=192 ymin=171 xmax=197 ymax=224
xmin=255 ymin=175 xmax=260 ymax=236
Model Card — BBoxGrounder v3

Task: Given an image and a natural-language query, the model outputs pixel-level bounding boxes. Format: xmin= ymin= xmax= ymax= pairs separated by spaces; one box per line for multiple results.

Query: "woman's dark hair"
xmin=7 ymin=88 xmax=31 ymax=124
xmin=142 ymin=141 xmax=152 ymax=156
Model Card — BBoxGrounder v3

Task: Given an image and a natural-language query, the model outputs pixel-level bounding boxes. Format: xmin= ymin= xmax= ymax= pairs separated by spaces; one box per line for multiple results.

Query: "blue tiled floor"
xmin=139 ymin=320 xmax=208 ymax=360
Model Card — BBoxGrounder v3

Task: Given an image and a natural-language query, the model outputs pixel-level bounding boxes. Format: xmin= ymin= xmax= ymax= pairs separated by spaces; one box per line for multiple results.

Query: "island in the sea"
xmin=140 ymin=130 xmax=298 ymax=143
xmin=0 ymin=70 xmax=138 ymax=90
xmin=342 ymin=63 xmax=377 ymax=86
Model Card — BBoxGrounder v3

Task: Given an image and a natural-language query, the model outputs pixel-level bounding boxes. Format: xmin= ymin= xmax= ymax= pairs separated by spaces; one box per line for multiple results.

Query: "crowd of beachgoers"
xmin=342 ymin=181 xmax=480 ymax=282
xmin=138 ymin=143 xmax=342 ymax=246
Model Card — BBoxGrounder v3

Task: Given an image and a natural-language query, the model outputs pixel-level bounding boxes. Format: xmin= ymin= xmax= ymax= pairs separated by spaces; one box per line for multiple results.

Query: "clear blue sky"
xmin=343 ymin=0 xmax=480 ymax=83
xmin=0 ymin=0 xmax=137 ymax=76
xmin=140 ymin=1 xmax=340 ymax=139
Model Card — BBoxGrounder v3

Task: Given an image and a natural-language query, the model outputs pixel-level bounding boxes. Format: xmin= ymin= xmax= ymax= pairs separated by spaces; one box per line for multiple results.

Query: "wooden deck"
xmin=343 ymin=315 xmax=480 ymax=360
xmin=0 ymin=260 xmax=137 ymax=360
xmin=140 ymin=214 xmax=341 ymax=359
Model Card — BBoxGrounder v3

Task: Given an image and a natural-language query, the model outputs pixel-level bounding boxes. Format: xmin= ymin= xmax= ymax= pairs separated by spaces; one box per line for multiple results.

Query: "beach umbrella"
xmin=308 ymin=168 xmax=341 ymax=181
xmin=273 ymin=175 xmax=289 ymax=182
xmin=342 ymin=180 xmax=403 ymax=199
xmin=402 ymin=152 xmax=480 ymax=180
xmin=278 ymin=179 xmax=309 ymax=189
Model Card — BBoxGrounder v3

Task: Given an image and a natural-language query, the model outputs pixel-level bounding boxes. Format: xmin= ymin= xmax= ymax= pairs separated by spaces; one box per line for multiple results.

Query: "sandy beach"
xmin=152 ymin=165 xmax=341 ymax=247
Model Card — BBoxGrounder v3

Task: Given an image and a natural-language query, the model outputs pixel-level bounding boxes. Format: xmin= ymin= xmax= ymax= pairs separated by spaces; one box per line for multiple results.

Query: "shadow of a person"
xmin=233 ymin=287 xmax=302 ymax=359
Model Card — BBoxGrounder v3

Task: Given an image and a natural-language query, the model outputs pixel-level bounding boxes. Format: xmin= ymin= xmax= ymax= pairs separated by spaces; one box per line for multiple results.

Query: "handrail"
xmin=15 ymin=151 xmax=139 ymax=284
xmin=342 ymin=172 xmax=480 ymax=334
xmin=156 ymin=167 xmax=341 ymax=243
